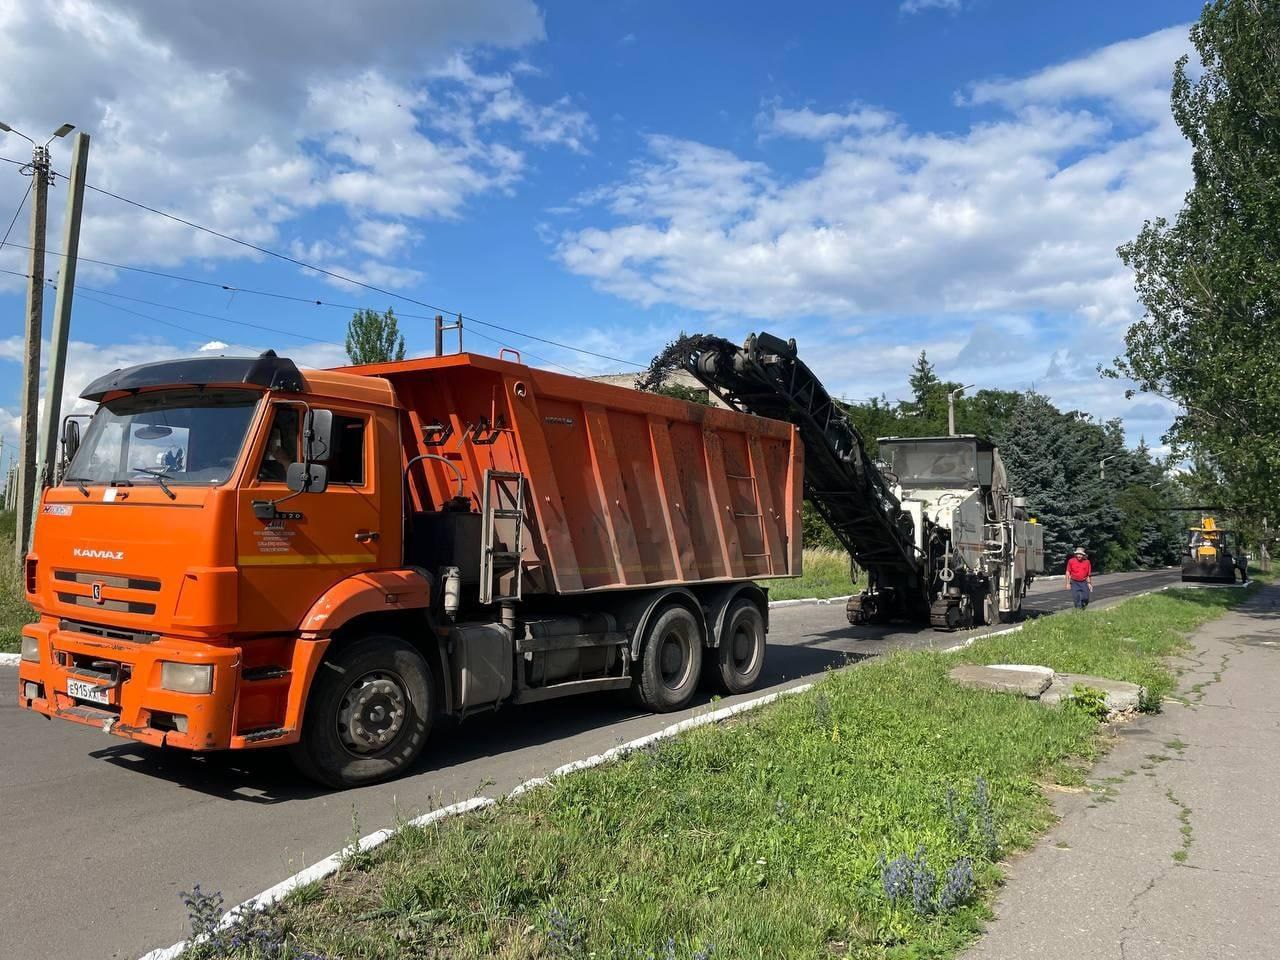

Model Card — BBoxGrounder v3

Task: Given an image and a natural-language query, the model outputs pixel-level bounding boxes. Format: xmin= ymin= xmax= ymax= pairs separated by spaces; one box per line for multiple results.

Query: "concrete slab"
xmin=1039 ymin=673 xmax=1145 ymax=711
xmin=948 ymin=664 xmax=1054 ymax=697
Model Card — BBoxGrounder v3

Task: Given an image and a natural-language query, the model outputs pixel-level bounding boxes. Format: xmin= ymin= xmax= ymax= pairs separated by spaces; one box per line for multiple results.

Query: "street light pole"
xmin=36 ymin=131 xmax=90 ymax=492
xmin=1 ymin=121 xmax=75 ymax=561
xmin=1100 ymin=455 xmax=1118 ymax=481
xmin=948 ymin=384 xmax=975 ymax=436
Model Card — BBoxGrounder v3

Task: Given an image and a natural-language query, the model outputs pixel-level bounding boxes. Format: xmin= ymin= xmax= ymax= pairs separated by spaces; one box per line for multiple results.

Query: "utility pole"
xmin=36 ymin=131 xmax=90 ymax=492
xmin=0 ymin=121 xmax=74 ymax=561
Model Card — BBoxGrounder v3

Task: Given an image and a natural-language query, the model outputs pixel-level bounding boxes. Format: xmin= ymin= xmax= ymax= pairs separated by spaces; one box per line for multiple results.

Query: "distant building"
xmin=590 ymin=369 xmax=729 ymax=409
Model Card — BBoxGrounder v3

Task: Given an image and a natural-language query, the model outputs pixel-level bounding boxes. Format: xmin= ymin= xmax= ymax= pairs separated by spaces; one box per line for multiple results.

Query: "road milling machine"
xmin=681 ymin=332 xmax=1045 ymax=630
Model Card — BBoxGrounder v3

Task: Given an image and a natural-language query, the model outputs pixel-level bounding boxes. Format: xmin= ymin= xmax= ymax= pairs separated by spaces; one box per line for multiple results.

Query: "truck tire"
xmin=290 ymin=634 xmax=436 ymax=789
xmin=713 ymin=599 xmax=766 ymax=694
xmin=635 ymin=605 xmax=703 ymax=712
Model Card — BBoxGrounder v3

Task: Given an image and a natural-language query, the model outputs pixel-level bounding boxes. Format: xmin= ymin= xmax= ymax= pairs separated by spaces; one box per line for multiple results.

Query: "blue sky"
xmin=0 ymin=0 xmax=1204 ymax=465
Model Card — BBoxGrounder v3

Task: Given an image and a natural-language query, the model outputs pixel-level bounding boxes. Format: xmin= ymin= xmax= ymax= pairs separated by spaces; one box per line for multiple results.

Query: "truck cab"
xmin=17 ymin=353 xmax=409 ymax=766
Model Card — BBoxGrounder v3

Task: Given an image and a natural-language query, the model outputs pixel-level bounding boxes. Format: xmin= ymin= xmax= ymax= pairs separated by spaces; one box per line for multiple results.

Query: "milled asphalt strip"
xmin=137 ymin=681 xmax=817 ymax=960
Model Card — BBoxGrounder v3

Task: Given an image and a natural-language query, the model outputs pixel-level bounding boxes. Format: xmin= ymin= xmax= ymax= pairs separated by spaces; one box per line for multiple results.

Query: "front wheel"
xmin=713 ymin=599 xmax=766 ymax=694
xmin=290 ymin=634 xmax=436 ymax=789
xmin=635 ymin=605 xmax=704 ymax=712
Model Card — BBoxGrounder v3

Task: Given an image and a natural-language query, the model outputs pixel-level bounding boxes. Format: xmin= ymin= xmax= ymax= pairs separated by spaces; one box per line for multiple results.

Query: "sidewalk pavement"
xmin=965 ymin=583 xmax=1280 ymax=960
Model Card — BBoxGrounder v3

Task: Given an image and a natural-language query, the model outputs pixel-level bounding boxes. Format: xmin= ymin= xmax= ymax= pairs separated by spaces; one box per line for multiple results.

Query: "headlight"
xmin=160 ymin=662 xmax=214 ymax=694
xmin=20 ymin=635 xmax=40 ymax=663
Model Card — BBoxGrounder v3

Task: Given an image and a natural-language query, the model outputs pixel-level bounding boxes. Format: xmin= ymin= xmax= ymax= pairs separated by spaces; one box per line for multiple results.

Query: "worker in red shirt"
xmin=1065 ymin=546 xmax=1093 ymax=609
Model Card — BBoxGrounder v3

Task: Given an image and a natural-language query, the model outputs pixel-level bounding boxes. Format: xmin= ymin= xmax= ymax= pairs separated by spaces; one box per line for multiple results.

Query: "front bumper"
xmin=16 ymin=620 xmax=241 ymax=750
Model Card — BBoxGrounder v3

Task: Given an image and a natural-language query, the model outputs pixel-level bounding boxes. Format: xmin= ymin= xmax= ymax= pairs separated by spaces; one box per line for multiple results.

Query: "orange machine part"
xmin=347 ymin=353 xmax=804 ymax=593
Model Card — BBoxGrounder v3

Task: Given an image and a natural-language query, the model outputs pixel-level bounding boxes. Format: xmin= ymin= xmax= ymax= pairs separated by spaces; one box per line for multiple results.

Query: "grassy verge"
xmin=181 ymin=584 xmax=1253 ymax=960
xmin=763 ymin=546 xmax=864 ymax=601
xmin=0 ymin=511 xmax=34 ymax=654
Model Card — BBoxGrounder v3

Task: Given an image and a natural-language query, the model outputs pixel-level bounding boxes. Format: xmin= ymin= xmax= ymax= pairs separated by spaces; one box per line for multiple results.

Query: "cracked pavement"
xmin=965 ymin=583 xmax=1280 ymax=960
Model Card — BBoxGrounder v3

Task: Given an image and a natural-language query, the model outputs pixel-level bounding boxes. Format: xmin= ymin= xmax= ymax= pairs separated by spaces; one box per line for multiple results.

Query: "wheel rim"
xmin=336 ymin=670 xmax=409 ymax=756
xmin=730 ymin=621 xmax=759 ymax=675
xmin=658 ymin=627 xmax=693 ymax=689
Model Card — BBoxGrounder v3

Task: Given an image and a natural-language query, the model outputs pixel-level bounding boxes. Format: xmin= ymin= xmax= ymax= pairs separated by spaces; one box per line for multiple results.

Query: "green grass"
xmin=183 ymin=583 xmax=1252 ymax=960
xmin=764 ymin=546 xmax=865 ymax=601
xmin=0 ymin=511 xmax=34 ymax=654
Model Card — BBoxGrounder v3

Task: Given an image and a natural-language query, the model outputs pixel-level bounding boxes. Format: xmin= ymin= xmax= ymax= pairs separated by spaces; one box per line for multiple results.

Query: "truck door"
xmin=236 ymin=402 xmax=392 ymax=632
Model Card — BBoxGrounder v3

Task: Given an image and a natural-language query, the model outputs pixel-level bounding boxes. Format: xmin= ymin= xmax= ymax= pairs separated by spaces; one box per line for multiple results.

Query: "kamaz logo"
xmin=73 ymin=547 xmax=125 ymax=561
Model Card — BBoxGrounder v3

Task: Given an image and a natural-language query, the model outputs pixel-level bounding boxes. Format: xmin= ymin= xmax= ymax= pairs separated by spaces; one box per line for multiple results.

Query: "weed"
xmin=0 ymin=512 xmax=36 ymax=654
xmin=179 ymin=886 xmax=329 ymax=960
xmin=1067 ymin=685 xmax=1110 ymax=720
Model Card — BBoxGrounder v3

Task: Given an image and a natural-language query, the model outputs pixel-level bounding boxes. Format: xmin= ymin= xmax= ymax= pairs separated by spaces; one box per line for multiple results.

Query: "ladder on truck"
xmin=480 ymin=470 xmax=526 ymax=605
xmin=683 ymin=332 xmax=919 ymax=577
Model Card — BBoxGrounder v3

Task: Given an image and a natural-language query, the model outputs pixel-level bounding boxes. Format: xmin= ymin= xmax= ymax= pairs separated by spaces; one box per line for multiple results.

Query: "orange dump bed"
xmin=348 ymin=353 xmax=803 ymax=595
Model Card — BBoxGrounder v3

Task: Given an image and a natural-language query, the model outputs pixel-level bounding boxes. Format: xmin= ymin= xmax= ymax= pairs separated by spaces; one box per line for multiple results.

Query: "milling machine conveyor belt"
xmin=686 ymin=332 xmax=918 ymax=574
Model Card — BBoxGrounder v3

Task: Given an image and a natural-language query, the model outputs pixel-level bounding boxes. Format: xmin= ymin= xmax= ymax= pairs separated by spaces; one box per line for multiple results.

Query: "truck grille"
xmin=53 ymin=570 xmax=161 ymax=591
xmin=57 ymin=592 xmax=157 ymax=615
xmin=58 ymin=618 xmax=160 ymax=644
xmin=53 ymin=568 xmax=162 ymax=616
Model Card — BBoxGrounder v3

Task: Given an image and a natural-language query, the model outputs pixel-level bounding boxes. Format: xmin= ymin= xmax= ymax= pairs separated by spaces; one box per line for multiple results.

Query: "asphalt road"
xmin=0 ymin=568 xmax=1179 ymax=960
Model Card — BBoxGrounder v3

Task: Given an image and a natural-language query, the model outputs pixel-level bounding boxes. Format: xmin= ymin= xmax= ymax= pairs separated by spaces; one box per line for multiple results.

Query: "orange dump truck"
xmin=17 ymin=350 xmax=802 ymax=786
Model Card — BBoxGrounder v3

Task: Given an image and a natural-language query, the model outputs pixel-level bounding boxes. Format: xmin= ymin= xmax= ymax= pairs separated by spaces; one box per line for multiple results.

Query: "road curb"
xmin=136 ymin=681 xmax=816 ymax=960
xmin=0 ymin=652 xmax=19 ymax=666
xmin=768 ymin=594 xmax=851 ymax=608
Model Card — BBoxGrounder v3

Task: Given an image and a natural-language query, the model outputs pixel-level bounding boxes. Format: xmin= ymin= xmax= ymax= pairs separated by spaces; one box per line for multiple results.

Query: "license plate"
xmin=68 ymin=678 xmax=111 ymax=705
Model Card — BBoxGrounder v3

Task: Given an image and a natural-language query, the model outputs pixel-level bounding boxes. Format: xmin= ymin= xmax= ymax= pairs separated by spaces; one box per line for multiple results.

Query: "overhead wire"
xmin=0 ymin=265 xmax=587 ymax=375
xmin=1 ymin=179 xmax=31 ymax=249
xmin=81 ymin=181 xmax=644 ymax=369
xmin=0 ymin=154 xmax=637 ymax=372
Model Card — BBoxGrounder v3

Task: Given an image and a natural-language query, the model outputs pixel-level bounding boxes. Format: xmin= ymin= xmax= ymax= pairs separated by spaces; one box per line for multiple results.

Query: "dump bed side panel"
xmin=373 ymin=354 xmax=800 ymax=595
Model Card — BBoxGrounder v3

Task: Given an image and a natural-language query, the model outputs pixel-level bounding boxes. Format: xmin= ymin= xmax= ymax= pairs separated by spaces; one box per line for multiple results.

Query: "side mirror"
xmin=304 ymin=408 xmax=333 ymax=464
xmin=61 ymin=417 xmax=82 ymax=465
xmin=287 ymin=461 xmax=328 ymax=494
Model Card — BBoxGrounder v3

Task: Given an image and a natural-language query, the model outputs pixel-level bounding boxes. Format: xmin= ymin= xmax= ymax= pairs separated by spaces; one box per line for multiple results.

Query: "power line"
xmin=1 ymin=265 xmax=585 ymax=375
xmin=75 ymin=290 xmax=268 ymax=352
xmin=80 ymin=181 xmax=644 ymax=369
xmin=0 ymin=239 xmax=590 ymax=374
xmin=1 ymin=179 xmax=30 ymax=248
xmin=2 ymin=157 xmax=641 ymax=370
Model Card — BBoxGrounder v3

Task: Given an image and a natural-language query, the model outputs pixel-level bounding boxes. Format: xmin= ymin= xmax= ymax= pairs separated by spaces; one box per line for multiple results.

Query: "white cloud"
xmin=901 ymin=0 xmax=961 ymax=14
xmin=559 ymin=27 xmax=1192 ymax=330
xmin=759 ymin=103 xmax=894 ymax=140
xmin=0 ymin=0 xmax=588 ymax=293
xmin=966 ymin=25 xmax=1190 ymax=122
xmin=198 ymin=340 xmax=229 ymax=352
xmin=555 ymin=26 xmax=1195 ymax=444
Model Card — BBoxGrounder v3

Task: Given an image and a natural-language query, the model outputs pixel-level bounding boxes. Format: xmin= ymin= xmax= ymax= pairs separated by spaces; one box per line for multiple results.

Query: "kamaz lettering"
xmin=72 ymin=548 xmax=125 ymax=561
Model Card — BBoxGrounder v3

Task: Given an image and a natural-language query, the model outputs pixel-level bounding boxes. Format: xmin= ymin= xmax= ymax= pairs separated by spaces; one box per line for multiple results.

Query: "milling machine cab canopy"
xmin=876 ymin=435 xmax=1000 ymax=492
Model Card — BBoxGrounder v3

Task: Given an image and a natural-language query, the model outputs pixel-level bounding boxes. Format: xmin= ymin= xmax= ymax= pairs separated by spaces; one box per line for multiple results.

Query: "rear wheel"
xmin=291 ymin=634 xmax=435 ymax=789
xmin=713 ymin=599 xmax=766 ymax=694
xmin=635 ymin=605 xmax=703 ymax=711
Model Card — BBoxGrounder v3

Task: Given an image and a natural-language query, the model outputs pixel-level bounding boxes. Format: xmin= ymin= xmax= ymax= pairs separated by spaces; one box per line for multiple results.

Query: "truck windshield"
xmin=879 ymin=440 xmax=978 ymax=488
xmin=64 ymin=388 xmax=261 ymax=487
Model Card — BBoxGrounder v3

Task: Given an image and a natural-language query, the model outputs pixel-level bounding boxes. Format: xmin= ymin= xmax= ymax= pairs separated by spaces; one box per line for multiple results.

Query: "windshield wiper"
xmin=63 ymin=475 xmax=90 ymax=497
xmin=130 ymin=467 xmax=177 ymax=500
